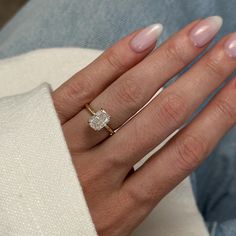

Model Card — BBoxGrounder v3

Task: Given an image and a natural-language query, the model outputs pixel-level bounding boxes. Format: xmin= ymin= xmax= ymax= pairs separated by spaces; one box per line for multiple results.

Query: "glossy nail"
xmin=225 ymin=33 xmax=236 ymax=58
xmin=189 ymin=16 xmax=223 ymax=47
xmin=130 ymin=23 xmax=163 ymax=52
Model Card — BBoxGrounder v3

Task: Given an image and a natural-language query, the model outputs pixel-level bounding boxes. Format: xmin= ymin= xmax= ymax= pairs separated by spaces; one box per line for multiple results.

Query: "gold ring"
xmin=85 ymin=104 xmax=115 ymax=136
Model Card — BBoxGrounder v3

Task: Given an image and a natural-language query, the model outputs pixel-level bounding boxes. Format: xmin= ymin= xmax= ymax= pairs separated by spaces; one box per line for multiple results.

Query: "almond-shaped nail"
xmin=189 ymin=16 xmax=223 ymax=47
xmin=130 ymin=23 xmax=163 ymax=53
xmin=225 ymin=33 xmax=236 ymax=58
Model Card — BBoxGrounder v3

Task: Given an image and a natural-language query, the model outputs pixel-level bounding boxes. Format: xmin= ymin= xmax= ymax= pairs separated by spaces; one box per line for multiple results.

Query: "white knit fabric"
xmin=0 ymin=48 xmax=210 ymax=236
xmin=0 ymin=84 xmax=97 ymax=236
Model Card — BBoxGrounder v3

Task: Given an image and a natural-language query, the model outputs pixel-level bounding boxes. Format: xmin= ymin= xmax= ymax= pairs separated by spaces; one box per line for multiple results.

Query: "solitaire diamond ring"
xmin=85 ymin=104 xmax=115 ymax=136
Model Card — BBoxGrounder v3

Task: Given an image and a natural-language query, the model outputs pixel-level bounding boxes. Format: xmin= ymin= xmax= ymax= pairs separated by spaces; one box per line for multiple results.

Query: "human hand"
xmin=53 ymin=16 xmax=236 ymax=236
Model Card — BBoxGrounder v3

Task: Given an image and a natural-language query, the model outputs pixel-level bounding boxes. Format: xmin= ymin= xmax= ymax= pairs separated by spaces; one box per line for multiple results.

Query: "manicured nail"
xmin=189 ymin=16 xmax=223 ymax=47
xmin=130 ymin=23 xmax=163 ymax=52
xmin=225 ymin=33 xmax=236 ymax=58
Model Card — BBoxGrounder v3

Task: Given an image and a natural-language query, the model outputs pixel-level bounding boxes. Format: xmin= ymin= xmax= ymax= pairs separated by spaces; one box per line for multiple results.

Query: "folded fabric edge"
xmin=0 ymin=83 xmax=98 ymax=235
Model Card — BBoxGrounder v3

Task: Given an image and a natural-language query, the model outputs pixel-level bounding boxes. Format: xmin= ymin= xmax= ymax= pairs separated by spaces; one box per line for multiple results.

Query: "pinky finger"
xmin=123 ymin=77 xmax=236 ymax=207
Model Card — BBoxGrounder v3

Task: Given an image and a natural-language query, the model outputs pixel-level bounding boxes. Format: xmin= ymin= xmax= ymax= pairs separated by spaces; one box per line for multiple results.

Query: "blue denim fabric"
xmin=0 ymin=1 xmax=236 ymax=235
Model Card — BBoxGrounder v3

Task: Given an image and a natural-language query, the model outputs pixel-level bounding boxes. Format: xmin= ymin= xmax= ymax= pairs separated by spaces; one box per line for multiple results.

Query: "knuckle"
xmin=126 ymin=185 xmax=157 ymax=206
xmin=204 ymin=54 xmax=226 ymax=79
xmin=115 ymin=77 xmax=143 ymax=105
xmin=214 ymin=98 xmax=235 ymax=122
xmin=105 ymin=154 xmax=127 ymax=170
xmin=65 ymin=74 xmax=94 ymax=103
xmin=164 ymin=40 xmax=189 ymax=66
xmin=159 ymin=93 xmax=186 ymax=128
xmin=105 ymin=48 xmax=126 ymax=72
xmin=175 ymin=134 xmax=206 ymax=172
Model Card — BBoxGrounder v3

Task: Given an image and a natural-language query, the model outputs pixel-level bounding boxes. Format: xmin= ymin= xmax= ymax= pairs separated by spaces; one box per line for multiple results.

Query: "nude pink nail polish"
xmin=130 ymin=24 xmax=163 ymax=53
xmin=189 ymin=16 xmax=223 ymax=47
xmin=225 ymin=33 xmax=236 ymax=58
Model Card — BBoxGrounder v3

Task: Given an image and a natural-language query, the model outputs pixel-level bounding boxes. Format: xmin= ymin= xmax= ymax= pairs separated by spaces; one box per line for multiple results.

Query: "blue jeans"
xmin=1 ymin=1 xmax=236 ymax=235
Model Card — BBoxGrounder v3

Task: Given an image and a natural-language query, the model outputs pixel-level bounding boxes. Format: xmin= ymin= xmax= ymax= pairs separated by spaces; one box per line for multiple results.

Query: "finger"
xmin=53 ymin=23 xmax=163 ymax=123
xmin=64 ymin=16 xmax=222 ymax=151
xmin=123 ymin=76 xmax=236 ymax=207
xmin=101 ymin=32 xmax=236 ymax=176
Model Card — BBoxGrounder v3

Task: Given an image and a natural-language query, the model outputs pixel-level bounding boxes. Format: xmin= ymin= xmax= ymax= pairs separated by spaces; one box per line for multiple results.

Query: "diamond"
xmin=88 ymin=109 xmax=110 ymax=131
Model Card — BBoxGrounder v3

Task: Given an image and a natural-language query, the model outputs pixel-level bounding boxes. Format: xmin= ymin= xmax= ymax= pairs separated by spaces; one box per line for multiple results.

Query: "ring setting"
xmin=85 ymin=104 xmax=115 ymax=135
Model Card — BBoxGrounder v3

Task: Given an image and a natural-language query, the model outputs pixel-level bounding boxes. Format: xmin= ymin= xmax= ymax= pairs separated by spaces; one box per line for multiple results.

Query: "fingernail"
xmin=130 ymin=23 xmax=163 ymax=52
xmin=189 ymin=16 xmax=223 ymax=47
xmin=225 ymin=33 xmax=236 ymax=58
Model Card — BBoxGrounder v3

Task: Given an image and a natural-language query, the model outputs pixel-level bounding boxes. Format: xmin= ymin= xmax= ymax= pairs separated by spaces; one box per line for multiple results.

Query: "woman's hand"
xmin=52 ymin=16 xmax=236 ymax=236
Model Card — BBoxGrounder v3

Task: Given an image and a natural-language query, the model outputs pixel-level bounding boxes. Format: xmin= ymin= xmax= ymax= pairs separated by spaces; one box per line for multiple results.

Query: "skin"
xmin=52 ymin=19 xmax=236 ymax=236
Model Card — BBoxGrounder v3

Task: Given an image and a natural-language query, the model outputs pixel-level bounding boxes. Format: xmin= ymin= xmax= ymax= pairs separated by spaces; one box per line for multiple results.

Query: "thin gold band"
xmin=85 ymin=104 xmax=96 ymax=115
xmin=104 ymin=124 xmax=115 ymax=136
xmin=85 ymin=104 xmax=115 ymax=136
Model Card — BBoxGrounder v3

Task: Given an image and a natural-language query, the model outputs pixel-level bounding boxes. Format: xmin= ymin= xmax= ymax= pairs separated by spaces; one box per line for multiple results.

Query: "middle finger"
xmin=64 ymin=16 xmax=222 ymax=152
xmin=100 ymin=32 xmax=236 ymax=177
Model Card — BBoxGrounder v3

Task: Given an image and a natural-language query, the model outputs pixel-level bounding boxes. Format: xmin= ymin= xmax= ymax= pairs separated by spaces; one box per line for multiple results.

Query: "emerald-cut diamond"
xmin=88 ymin=109 xmax=110 ymax=131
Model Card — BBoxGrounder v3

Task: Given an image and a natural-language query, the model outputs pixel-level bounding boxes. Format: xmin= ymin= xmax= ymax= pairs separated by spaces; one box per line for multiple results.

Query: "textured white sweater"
xmin=0 ymin=48 xmax=209 ymax=236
